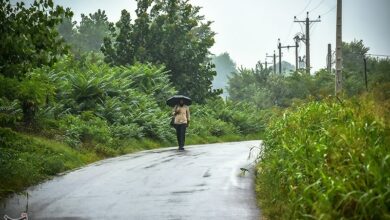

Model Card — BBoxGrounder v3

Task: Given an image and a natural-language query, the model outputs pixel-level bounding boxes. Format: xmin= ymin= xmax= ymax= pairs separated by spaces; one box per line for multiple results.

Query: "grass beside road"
xmin=0 ymin=127 xmax=260 ymax=200
xmin=255 ymin=93 xmax=390 ymax=219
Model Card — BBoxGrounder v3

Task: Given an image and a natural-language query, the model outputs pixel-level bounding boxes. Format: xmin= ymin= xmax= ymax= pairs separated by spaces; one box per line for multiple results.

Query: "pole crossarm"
xmin=293 ymin=12 xmax=321 ymax=74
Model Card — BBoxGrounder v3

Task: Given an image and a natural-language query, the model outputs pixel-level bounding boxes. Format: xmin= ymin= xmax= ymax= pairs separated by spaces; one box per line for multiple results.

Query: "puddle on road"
xmin=171 ymin=188 xmax=208 ymax=194
xmin=202 ymin=169 xmax=211 ymax=178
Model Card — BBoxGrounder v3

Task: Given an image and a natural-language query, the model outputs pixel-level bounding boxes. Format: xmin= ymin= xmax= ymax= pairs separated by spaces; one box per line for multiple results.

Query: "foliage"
xmin=0 ymin=0 xmax=72 ymax=78
xmin=29 ymin=55 xmax=177 ymax=144
xmin=189 ymin=98 xmax=267 ymax=137
xmin=227 ymin=40 xmax=390 ymax=109
xmin=102 ymin=0 xmax=221 ymax=103
xmin=58 ymin=9 xmax=114 ymax=54
xmin=212 ymin=52 xmax=237 ymax=97
xmin=256 ymin=95 xmax=390 ymax=219
xmin=211 ymin=52 xmax=237 ymax=98
xmin=0 ymin=98 xmax=22 ymax=127
xmin=0 ymin=127 xmax=98 ymax=198
xmin=0 ymin=0 xmax=268 ymax=202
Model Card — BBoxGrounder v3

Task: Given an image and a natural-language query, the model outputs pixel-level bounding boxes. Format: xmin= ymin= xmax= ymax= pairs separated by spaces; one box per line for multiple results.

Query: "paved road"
xmin=1 ymin=141 xmax=261 ymax=220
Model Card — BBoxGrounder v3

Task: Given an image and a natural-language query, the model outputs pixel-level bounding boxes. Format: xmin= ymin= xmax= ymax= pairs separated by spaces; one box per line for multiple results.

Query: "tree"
xmin=102 ymin=0 xmax=220 ymax=103
xmin=102 ymin=9 xmax=135 ymax=65
xmin=0 ymin=0 xmax=72 ymax=125
xmin=57 ymin=16 xmax=76 ymax=44
xmin=76 ymin=10 xmax=114 ymax=52
xmin=342 ymin=40 xmax=370 ymax=95
xmin=0 ymin=0 xmax=72 ymax=78
xmin=211 ymin=52 xmax=237 ymax=98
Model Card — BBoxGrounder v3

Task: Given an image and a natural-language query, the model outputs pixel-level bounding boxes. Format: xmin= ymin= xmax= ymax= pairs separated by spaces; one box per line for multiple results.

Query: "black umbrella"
xmin=166 ymin=95 xmax=192 ymax=107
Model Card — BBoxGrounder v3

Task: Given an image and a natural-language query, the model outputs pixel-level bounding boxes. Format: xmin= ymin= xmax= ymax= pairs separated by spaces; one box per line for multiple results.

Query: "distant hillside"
xmin=269 ymin=61 xmax=295 ymax=75
xmin=211 ymin=52 xmax=237 ymax=98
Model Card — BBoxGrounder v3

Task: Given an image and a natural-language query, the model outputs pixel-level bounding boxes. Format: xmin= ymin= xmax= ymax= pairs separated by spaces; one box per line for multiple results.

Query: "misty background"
xmin=12 ymin=0 xmax=390 ymax=96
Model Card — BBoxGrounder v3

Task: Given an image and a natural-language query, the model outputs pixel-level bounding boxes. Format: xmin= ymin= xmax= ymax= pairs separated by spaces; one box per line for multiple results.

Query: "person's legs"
xmin=175 ymin=125 xmax=181 ymax=148
xmin=179 ymin=124 xmax=187 ymax=149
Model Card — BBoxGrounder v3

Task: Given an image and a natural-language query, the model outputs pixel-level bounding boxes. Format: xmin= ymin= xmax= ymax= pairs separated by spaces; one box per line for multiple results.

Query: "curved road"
xmin=1 ymin=141 xmax=261 ymax=220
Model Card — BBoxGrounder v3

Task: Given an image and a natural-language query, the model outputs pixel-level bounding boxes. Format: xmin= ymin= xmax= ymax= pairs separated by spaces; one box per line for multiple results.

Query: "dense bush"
xmin=256 ymin=95 xmax=390 ymax=219
xmin=189 ymin=98 xmax=267 ymax=137
xmin=1 ymin=55 xmax=265 ymax=152
xmin=0 ymin=127 xmax=96 ymax=198
xmin=30 ymin=55 xmax=178 ymax=145
xmin=228 ymin=41 xmax=390 ymax=110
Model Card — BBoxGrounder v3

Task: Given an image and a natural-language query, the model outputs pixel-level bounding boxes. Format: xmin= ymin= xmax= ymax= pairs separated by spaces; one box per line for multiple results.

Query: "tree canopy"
xmin=0 ymin=0 xmax=72 ymax=78
xmin=102 ymin=0 xmax=221 ymax=103
xmin=211 ymin=52 xmax=237 ymax=98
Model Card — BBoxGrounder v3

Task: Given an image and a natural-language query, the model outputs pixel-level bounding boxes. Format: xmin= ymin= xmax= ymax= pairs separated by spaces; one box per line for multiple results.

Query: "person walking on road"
xmin=172 ymin=99 xmax=190 ymax=150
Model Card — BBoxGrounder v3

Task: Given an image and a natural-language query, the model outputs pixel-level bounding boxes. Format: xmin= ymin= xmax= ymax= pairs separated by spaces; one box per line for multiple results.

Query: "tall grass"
xmin=256 ymin=94 xmax=390 ymax=219
xmin=0 ymin=127 xmax=101 ymax=198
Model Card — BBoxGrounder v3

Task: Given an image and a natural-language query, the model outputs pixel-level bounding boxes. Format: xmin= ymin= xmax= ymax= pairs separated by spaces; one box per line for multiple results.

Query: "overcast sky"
xmin=15 ymin=0 xmax=390 ymax=70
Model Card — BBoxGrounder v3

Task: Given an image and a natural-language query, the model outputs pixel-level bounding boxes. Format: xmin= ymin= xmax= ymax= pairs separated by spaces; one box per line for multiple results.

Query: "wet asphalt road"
xmin=1 ymin=141 xmax=261 ymax=220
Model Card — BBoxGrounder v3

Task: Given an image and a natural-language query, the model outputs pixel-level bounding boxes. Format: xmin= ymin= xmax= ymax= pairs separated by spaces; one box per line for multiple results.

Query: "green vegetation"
xmin=101 ymin=0 xmax=221 ymax=102
xmin=0 ymin=0 xmax=264 ymax=200
xmin=0 ymin=1 xmax=73 ymax=78
xmin=57 ymin=9 xmax=114 ymax=54
xmin=228 ymin=40 xmax=390 ymax=109
xmin=0 ymin=127 xmax=99 ymax=198
xmin=243 ymin=40 xmax=390 ymax=219
xmin=256 ymin=91 xmax=390 ymax=219
xmin=2 ymin=1 xmax=389 ymax=218
xmin=0 ymin=52 xmax=263 ymax=199
xmin=211 ymin=52 xmax=237 ymax=98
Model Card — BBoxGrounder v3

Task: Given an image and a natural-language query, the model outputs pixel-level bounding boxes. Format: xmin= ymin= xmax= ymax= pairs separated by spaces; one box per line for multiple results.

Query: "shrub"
xmin=0 ymin=98 xmax=22 ymax=127
xmin=256 ymin=96 xmax=390 ymax=219
xmin=59 ymin=112 xmax=112 ymax=148
xmin=0 ymin=127 xmax=88 ymax=198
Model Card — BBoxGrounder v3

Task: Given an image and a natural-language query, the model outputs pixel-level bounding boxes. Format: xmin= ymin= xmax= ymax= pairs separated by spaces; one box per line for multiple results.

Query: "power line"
xmin=321 ymin=5 xmax=336 ymax=17
xmin=284 ymin=22 xmax=295 ymax=41
xmin=309 ymin=0 xmax=326 ymax=13
xmin=296 ymin=0 xmax=313 ymax=16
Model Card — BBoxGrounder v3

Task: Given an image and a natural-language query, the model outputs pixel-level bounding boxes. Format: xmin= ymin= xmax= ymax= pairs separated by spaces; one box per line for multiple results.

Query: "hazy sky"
xmin=15 ymin=0 xmax=390 ymax=70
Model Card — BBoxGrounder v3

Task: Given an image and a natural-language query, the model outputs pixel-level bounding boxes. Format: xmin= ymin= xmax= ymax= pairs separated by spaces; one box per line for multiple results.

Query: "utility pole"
xmin=294 ymin=35 xmax=300 ymax=72
xmin=294 ymin=12 xmax=321 ymax=74
xmin=278 ymin=38 xmax=299 ymax=74
xmin=327 ymin=43 xmax=332 ymax=73
xmin=363 ymin=57 xmax=368 ymax=91
xmin=278 ymin=41 xmax=282 ymax=74
xmin=259 ymin=60 xmax=268 ymax=70
xmin=266 ymin=51 xmax=278 ymax=74
xmin=335 ymin=0 xmax=343 ymax=94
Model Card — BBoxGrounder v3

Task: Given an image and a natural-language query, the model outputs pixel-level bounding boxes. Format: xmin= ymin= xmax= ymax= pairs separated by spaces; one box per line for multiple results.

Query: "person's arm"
xmin=172 ymin=105 xmax=177 ymax=116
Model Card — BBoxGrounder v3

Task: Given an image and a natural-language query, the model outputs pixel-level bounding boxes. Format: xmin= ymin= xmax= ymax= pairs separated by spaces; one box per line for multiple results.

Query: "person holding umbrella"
xmin=166 ymin=95 xmax=191 ymax=150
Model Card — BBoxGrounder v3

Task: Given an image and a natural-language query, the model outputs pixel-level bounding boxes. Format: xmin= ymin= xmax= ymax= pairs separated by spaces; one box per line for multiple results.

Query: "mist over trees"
xmin=227 ymin=40 xmax=390 ymax=109
xmin=56 ymin=1 xmax=221 ymax=103
xmin=57 ymin=10 xmax=114 ymax=54
xmin=211 ymin=52 xmax=237 ymax=98
xmin=268 ymin=61 xmax=295 ymax=75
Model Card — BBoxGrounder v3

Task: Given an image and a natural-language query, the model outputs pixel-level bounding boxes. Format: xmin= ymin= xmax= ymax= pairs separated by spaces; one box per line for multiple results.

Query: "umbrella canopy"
xmin=166 ymin=95 xmax=192 ymax=107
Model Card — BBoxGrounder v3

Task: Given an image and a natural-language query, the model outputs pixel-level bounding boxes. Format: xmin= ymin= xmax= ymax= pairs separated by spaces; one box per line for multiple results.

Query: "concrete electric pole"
xmin=278 ymin=41 xmax=282 ymax=74
xmin=278 ymin=38 xmax=299 ymax=74
xmin=294 ymin=12 xmax=321 ymax=74
xmin=335 ymin=0 xmax=343 ymax=94
xmin=327 ymin=43 xmax=332 ymax=73
xmin=294 ymin=35 xmax=300 ymax=72
xmin=265 ymin=51 xmax=278 ymax=74
xmin=266 ymin=51 xmax=278 ymax=74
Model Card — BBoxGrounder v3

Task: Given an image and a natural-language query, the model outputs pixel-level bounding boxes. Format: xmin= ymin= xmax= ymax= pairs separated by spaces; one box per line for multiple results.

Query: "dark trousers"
xmin=175 ymin=124 xmax=187 ymax=149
